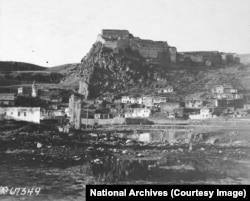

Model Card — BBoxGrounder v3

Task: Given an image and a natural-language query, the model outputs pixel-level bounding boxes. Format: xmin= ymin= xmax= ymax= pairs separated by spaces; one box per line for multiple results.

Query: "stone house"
xmin=17 ymin=87 xmax=32 ymax=97
xmin=124 ymin=108 xmax=151 ymax=118
xmin=0 ymin=93 xmax=16 ymax=106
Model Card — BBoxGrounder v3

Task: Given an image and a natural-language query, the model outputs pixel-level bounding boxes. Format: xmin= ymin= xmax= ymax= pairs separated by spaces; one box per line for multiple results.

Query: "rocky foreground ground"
xmin=1 ymin=120 xmax=250 ymax=184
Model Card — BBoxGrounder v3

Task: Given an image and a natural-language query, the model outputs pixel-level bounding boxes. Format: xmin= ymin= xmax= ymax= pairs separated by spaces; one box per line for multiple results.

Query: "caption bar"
xmin=86 ymin=185 xmax=249 ymax=201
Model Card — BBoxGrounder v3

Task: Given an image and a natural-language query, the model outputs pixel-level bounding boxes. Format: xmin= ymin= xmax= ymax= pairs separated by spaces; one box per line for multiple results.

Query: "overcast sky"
xmin=0 ymin=0 xmax=249 ymax=67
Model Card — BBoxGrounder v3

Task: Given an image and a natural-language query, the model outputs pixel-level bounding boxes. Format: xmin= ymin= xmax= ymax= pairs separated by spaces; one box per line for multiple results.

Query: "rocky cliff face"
xmin=62 ymin=42 xmax=176 ymax=98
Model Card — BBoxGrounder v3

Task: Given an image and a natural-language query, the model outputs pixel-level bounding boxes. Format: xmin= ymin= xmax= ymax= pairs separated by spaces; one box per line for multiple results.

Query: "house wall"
xmin=138 ymin=133 xmax=152 ymax=143
xmin=2 ymin=107 xmax=40 ymax=123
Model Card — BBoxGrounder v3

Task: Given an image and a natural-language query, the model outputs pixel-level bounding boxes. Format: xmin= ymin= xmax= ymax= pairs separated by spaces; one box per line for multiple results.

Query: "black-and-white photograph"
xmin=0 ymin=0 xmax=250 ymax=200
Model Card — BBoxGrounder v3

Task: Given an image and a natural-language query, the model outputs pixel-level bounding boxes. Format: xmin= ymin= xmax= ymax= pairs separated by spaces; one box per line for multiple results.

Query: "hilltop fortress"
xmin=96 ymin=29 xmax=240 ymax=67
xmin=96 ymin=29 xmax=177 ymax=63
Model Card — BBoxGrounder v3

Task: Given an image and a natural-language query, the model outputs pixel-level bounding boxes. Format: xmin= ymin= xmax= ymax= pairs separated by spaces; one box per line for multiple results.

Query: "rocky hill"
xmin=59 ymin=41 xmax=250 ymax=100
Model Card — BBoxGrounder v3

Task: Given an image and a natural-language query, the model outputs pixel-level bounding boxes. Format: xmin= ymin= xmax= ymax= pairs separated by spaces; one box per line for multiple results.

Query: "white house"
xmin=121 ymin=96 xmax=131 ymax=103
xmin=158 ymin=86 xmax=173 ymax=94
xmin=130 ymin=97 xmax=137 ymax=104
xmin=153 ymin=97 xmax=167 ymax=105
xmin=189 ymin=108 xmax=213 ymax=120
xmin=185 ymin=99 xmax=203 ymax=108
xmin=136 ymin=97 xmax=143 ymax=105
xmin=212 ymin=85 xmax=224 ymax=94
xmin=124 ymin=108 xmax=151 ymax=118
xmin=2 ymin=107 xmax=41 ymax=123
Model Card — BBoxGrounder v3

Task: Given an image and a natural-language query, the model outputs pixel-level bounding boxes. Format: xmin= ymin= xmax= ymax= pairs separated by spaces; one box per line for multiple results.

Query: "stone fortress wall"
xmin=96 ymin=29 xmax=239 ymax=66
xmin=96 ymin=29 xmax=177 ymax=63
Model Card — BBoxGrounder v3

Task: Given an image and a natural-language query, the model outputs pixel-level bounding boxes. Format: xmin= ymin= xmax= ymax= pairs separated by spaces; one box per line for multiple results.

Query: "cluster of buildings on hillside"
xmin=0 ymin=79 xmax=250 ymax=130
xmin=69 ymin=82 xmax=250 ymax=129
xmin=97 ymin=29 xmax=240 ymax=67
xmin=0 ymin=82 xmax=68 ymax=124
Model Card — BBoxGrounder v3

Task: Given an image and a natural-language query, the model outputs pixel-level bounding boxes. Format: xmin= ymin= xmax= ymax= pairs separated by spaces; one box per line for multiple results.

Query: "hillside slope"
xmin=0 ymin=61 xmax=46 ymax=71
xmin=0 ymin=61 xmax=65 ymax=87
